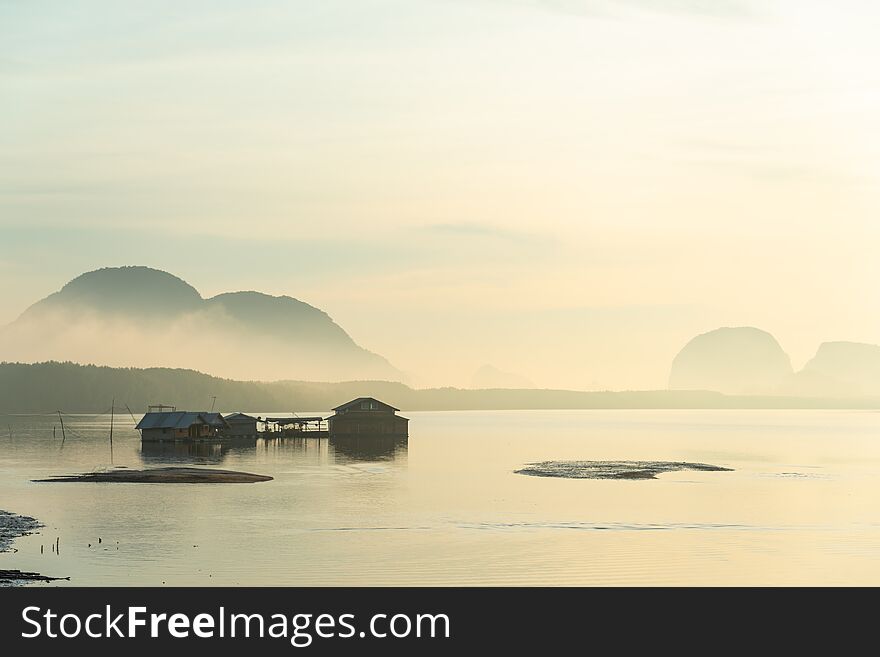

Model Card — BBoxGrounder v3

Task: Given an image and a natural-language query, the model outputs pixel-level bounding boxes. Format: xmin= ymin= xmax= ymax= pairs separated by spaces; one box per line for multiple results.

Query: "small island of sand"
xmin=34 ymin=467 xmax=273 ymax=484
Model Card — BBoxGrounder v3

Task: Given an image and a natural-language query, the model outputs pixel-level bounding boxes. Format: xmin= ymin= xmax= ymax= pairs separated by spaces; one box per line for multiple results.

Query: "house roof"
xmin=331 ymin=397 xmax=400 ymax=412
xmin=136 ymin=411 xmax=229 ymax=430
xmin=223 ymin=412 xmax=258 ymax=423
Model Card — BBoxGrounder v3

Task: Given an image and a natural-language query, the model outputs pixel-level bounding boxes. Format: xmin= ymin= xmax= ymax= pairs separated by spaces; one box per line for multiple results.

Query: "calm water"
xmin=1 ymin=409 xmax=880 ymax=586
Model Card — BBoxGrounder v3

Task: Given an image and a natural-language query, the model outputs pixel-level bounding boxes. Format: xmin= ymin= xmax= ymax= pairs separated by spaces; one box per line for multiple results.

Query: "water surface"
xmin=1 ymin=409 xmax=879 ymax=585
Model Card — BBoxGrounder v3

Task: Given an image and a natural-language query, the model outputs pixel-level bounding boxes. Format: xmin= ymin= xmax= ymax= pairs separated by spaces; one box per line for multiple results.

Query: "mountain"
xmin=0 ymin=266 xmax=401 ymax=383
xmin=669 ymin=327 xmax=793 ymax=394
xmin=23 ymin=266 xmax=203 ymax=319
xmin=204 ymin=291 xmax=356 ymax=348
xmin=790 ymin=341 xmax=880 ymax=396
xmin=471 ymin=364 xmax=535 ymax=389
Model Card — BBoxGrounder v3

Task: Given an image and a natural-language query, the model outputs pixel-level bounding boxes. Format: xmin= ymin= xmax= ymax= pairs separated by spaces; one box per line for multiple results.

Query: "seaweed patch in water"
xmin=515 ymin=460 xmax=733 ymax=480
xmin=0 ymin=510 xmax=41 ymax=553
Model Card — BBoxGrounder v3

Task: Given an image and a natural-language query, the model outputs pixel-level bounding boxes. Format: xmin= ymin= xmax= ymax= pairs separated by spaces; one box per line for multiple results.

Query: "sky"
xmin=2 ymin=0 xmax=879 ymax=389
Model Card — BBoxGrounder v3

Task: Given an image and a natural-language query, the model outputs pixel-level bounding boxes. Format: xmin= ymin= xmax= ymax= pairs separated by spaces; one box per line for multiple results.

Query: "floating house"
xmin=222 ymin=412 xmax=261 ymax=437
xmin=327 ymin=398 xmax=409 ymax=437
xmin=136 ymin=411 xmax=229 ymax=441
xmin=136 ymin=397 xmax=408 ymax=442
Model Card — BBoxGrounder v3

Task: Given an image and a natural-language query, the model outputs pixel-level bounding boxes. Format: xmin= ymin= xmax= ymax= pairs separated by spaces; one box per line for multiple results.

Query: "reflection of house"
xmin=222 ymin=412 xmax=260 ymax=437
xmin=136 ymin=411 xmax=228 ymax=441
xmin=327 ymin=398 xmax=409 ymax=437
xmin=330 ymin=436 xmax=407 ymax=460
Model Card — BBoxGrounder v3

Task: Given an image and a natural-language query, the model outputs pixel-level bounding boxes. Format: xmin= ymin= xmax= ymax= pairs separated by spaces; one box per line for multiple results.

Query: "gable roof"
xmin=331 ymin=397 xmax=400 ymax=413
xmin=223 ymin=412 xmax=258 ymax=423
xmin=136 ymin=411 xmax=228 ymax=430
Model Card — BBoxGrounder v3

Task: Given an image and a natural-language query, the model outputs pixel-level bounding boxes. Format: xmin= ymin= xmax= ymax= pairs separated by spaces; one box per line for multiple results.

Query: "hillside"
xmin=0 ymin=266 xmax=400 ymax=383
xmin=792 ymin=341 xmax=880 ymax=396
xmin=1 ymin=362 xmax=877 ymax=414
xmin=669 ymin=327 xmax=793 ymax=394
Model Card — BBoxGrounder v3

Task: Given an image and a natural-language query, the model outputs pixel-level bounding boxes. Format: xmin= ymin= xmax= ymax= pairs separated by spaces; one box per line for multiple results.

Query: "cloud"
xmin=604 ymin=0 xmax=754 ymax=18
xmin=417 ymin=222 xmax=559 ymax=261
xmin=471 ymin=0 xmax=756 ymax=20
xmin=423 ymin=221 xmax=532 ymax=241
xmin=675 ymin=138 xmax=866 ymax=185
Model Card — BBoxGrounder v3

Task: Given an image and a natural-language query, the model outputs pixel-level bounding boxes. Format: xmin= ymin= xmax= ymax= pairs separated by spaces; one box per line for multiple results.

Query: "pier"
xmin=262 ymin=416 xmax=329 ymax=438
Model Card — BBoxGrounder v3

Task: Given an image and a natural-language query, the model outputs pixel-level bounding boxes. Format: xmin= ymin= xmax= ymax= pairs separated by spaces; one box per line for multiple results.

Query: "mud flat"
xmin=0 ymin=570 xmax=69 ymax=584
xmin=515 ymin=460 xmax=733 ymax=480
xmin=34 ymin=466 xmax=273 ymax=484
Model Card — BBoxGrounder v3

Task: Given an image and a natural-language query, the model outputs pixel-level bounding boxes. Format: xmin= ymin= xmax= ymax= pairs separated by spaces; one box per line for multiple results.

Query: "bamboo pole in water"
xmin=109 ymin=398 xmax=114 ymax=464
xmin=58 ymin=411 xmax=66 ymax=447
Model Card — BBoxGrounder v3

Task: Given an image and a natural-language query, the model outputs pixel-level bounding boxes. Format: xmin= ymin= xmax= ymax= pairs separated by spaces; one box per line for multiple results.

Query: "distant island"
xmin=2 ymin=268 xmax=879 ymax=406
xmin=0 ymin=266 xmax=400 ymax=383
xmin=669 ymin=326 xmax=880 ymax=397
xmin=670 ymin=327 xmax=793 ymax=394
xmin=0 ymin=361 xmax=877 ymax=413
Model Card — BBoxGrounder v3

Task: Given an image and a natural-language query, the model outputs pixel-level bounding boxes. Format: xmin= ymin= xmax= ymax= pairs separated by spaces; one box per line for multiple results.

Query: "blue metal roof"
xmin=136 ymin=411 xmax=228 ymax=430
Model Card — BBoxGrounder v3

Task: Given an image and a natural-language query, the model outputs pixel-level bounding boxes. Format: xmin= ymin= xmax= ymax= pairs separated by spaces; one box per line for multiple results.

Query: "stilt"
xmin=58 ymin=412 xmax=66 ymax=447
xmin=109 ymin=398 xmax=115 ymax=464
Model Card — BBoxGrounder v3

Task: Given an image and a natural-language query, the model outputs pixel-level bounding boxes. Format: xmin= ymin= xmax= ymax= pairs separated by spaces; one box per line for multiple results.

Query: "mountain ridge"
xmin=1 ymin=266 xmax=400 ymax=383
xmin=669 ymin=326 xmax=792 ymax=394
xmin=669 ymin=328 xmax=880 ymax=397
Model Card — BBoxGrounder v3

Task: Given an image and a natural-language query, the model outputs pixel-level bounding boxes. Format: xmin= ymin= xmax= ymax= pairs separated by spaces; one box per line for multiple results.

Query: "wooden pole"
xmin=58 ymin=411 xmax=66 ymax=447
xmin=109 ymin=398 xmax=115 ymax=464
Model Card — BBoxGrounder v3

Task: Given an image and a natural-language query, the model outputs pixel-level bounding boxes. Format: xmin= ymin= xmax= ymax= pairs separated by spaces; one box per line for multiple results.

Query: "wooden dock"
xmin=261 ymin=416 xmax=329 ymax=438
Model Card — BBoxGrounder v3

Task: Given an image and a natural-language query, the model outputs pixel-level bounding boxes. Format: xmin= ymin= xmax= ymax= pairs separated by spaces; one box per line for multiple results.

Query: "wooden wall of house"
xmin=223 ymin=422 xmax=258 ymax=437
xmin=328 ymin=412 xmax=408 ymax=437
xmin=141 ymin=424 xmax=217 ymax=441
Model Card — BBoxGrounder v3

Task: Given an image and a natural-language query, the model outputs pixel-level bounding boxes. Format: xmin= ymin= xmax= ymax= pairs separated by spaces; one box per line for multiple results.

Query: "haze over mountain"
xmin=0 ymin=266 xmax=401 ymax=383
xmin=669 ymin=328 xmax=880 ymax=398
xmin=791 ymin=342 xmax=880 ymax=397
xmin=5 ymin=268 xmax=879 ymax=396
xmin=669 ymin=327 xmax=793 ymax=395
xmin=471 ymin=364 xmax=535 ymax=390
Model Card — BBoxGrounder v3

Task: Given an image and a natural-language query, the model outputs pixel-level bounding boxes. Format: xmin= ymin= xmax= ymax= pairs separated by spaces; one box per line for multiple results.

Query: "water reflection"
xmin=139 ymin=439 xmax=253 ymax=465
xmin=254 ymin=436 xmax=329 ymax=463
xmin=138 ymin=436 xmax=408 ymax=465
xmin=330 ymin=436 xmax=408 ymax=462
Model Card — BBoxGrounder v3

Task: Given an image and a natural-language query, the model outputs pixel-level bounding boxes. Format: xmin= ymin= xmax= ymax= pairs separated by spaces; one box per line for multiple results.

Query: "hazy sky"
xmin=2 ymin=0 xmax=879 ymax=389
